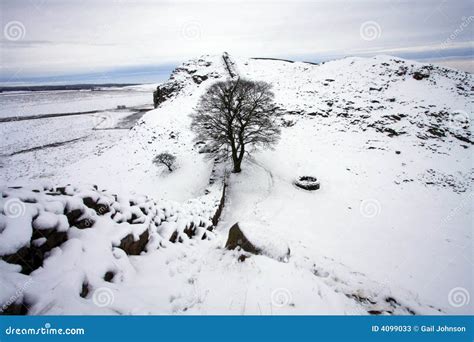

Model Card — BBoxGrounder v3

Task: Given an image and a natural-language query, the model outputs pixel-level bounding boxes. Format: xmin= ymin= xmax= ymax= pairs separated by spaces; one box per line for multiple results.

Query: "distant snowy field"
xmin=0 ymin=55 xmax=472 ymax=316
xmin=0 ymin=84 xmax=156 ymax=118
xmin=0 ymin=85 xmax=156 ymax=190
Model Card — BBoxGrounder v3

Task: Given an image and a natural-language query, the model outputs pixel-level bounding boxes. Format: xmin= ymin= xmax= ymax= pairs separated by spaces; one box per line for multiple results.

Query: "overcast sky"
xmin=0 ymin=0 xmax=472 ymax=84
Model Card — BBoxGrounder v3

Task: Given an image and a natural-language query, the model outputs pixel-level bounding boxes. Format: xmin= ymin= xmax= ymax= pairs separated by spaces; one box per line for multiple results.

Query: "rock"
xmin=413 ymin=68 xmax=430 ymax=80
xmin=183 ymin=222 xmax=197 ymax=239
xmin=83 ymin=197 xmax=109 ymax=216
xmin=225 ymin=222 xmax=291 ymax=262
xmin=80 ymin=282 xmax=90 ymax=298
xmin=66 ymin=208 xmax=94 ymax=229
xmin=118 ymin=229 xmax=149 ymax=255
xmin=192 ymin=75 xmax=208 ymax=84
xmin=225 ymin=223 xmax=260 ymax=254
xmin=238 ymin=254 xmax=248 ymax=262
xmin=1 ymin=228 xmax=68 ymax=275
xmin=383 ymin=127 xmax=405 ymax=137
xmin=104 ymin=271 xmax=115 ymax=282
xmin=0 ymin=302 xmax=28 ymax=315
xmin=396 ymin=66 xmax=408 ymax=76
xmin=169 ymin=230 xmax=178 ymax=243
xmin=427 ymin=126 xmax=446 ymax=138
xmin=153 ymin=82 xmax=182 ymax=108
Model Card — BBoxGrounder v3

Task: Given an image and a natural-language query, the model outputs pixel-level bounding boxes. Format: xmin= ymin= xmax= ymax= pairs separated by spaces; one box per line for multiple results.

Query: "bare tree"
xmin=153 ymin=152 xmax=176 ymax=172
xmin=191 ymin=78 xmax=280 ymax=173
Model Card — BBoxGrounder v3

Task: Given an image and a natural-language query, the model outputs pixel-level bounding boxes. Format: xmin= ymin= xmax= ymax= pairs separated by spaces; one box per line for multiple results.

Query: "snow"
xmin=0 ymin=53 xmax=472 ymax=315
xmin=0 ymin=197 xmax=35 ymax=255
xmin=0 ymin=86 xmax=156 ymax=118
xmin=235 ymin=220 xmax=291 ymax=262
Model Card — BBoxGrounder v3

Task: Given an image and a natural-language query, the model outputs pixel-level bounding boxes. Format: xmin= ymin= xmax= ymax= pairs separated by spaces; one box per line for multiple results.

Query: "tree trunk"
xmin=232 ymin=146 xmax=245 ymax=173
xmin=232 ymin=152 xmax=241 ymax=172
xmin=233 ymin=161 xmax=241 ymax=173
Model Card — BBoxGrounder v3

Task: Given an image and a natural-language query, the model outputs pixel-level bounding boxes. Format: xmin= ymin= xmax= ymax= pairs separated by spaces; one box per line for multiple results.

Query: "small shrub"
xmin=153 ymin=152 xmax=176 ymax=172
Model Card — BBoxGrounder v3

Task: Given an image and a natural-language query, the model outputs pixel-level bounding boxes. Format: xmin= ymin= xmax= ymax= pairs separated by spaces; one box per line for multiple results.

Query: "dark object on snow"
xmin=225 ymin=223 xmax=260 ymax=254
xmin=294 ymin=176 xmax=320 ymax=191
xmin=153 ymin=152 xmax=176 ymax=172
xmin=395 ymin=150 xmax=401 ymax=154
xmin=1 ymin=227 xmax=68 ymax=275
xmin=238 ymin=254 xmax=248 ymax=262
xmin=80 ymin=282 xmax=90 ymax=298
xmin=66 ymin=208 xmax=95 ymax=229
xmin=192 ymin=75 xmax=208 ymax=84
xmin=413 ymin=70 xmax=430 ymax=80
xmin=212 ymin=182 xmax=227 ymax=226
xmin=369 ymin=87 xmax=382 ymax=92
xmin=104 ymin=271 xmax=115 ymax=282
xmin=118 ymin=230 xmax=149 ymax=255
xmin=191 ymin=78 xmax=280 ymax=173
xmin=153 ymin=82 xmax=182 ymax=108
xmin=83 ymin=197 xmax=109 ymax=216
xmin=0 ymin=302 xmax=28 ymax=315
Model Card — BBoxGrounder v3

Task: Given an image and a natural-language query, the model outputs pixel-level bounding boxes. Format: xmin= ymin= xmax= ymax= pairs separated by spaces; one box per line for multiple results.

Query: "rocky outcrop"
xmin=153 ymin=82 xmax=183 ymax=108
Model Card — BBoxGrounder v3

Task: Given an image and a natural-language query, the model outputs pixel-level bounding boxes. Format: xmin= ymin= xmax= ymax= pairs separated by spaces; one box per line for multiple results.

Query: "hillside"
xmin=0 ymin=54 xmax=472 ymax=315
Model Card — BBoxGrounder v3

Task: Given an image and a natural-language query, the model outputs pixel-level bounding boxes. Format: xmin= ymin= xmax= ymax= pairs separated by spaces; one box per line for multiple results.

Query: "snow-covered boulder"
xmin=225 ymin=222 xmax=290 ymax=262
xmin=0 ymin=182 xmax=225 ymax=314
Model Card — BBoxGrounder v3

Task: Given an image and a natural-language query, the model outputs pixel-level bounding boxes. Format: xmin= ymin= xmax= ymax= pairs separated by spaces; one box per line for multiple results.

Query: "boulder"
xmin=1 ymin=228 xmax=68 ymax=275
xmin=192 ymin=75 xmax=208 ymax=84
xmin=225 ymin=223 xmax=260 ymax=254
xmin=118 ymin=229 xmax=149 ymax=255
xmin=413 ymin=68 xmax=430 ymax=80
xmin=82 ymin=197 xmax=109 ymax=216
xmin=225 ymin=222 xmax=290 ymax=262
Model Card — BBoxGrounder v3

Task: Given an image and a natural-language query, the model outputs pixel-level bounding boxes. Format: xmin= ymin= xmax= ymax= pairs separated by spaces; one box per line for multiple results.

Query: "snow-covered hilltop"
xmin=1 ymin=54 xmax=472 ymax=315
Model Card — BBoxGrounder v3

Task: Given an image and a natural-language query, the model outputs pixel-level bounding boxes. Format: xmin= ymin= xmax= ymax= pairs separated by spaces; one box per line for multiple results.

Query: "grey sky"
xmin=1 ymin=0 xmax=473 ymax=83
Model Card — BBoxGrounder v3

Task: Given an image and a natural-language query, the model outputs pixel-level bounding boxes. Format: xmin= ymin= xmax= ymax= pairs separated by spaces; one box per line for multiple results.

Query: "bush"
xmin=153 ymin=152 xmax=176 ymax=172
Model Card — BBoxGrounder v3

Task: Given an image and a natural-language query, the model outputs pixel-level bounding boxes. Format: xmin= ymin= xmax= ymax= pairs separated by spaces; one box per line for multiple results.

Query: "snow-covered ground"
xmin=0 ymin=54 xmax=472 ymax=315
xmin=0 ymin=84 xmax=156 ymax=118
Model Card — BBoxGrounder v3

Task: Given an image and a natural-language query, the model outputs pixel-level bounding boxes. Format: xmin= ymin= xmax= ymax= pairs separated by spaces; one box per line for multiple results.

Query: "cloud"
xmin=1 ymin=0 xmax=472 ymax=81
